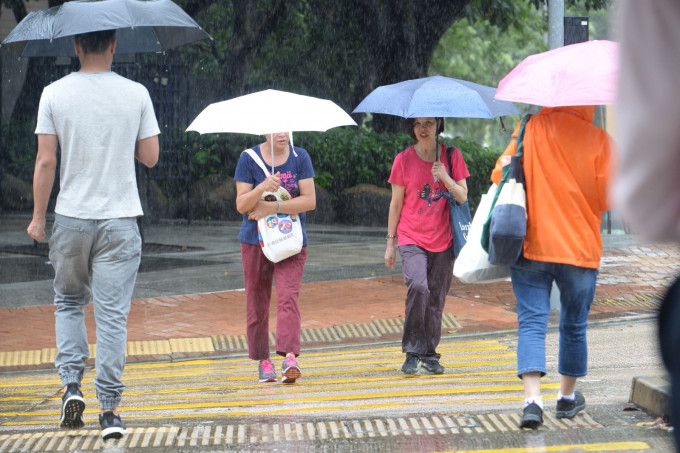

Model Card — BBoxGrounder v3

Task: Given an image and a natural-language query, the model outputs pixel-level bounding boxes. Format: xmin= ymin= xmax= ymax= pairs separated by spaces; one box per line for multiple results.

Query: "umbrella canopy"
xmin=494 ymin=40 xmax=619 ymax=107
xmin=0 ymin=0 xmax=212 ymax=57
xmin=352 ymin=75 xmax=520 ymax=119
xmin=186 ymin=89 xmax=357 ymax=136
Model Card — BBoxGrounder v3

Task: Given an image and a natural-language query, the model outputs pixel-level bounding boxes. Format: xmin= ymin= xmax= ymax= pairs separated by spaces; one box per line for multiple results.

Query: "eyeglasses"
xmin=413 ymin=120 xmax=436 ymax=129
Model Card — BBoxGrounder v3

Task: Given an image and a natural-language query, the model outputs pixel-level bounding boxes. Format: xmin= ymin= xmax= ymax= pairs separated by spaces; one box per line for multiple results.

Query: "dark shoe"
xmin=420 ymin=359 xmax=445 ymax=375
xmin=401 ymin=353 xmax=419 ymax=375
xmin=519 ymin=403 xmax=543 ymax=429
xmin=60 ymin=383 xmax=85 ymax=429
xmin=99 ymin=411 xmax=127 ymax=440
xmin=556 ymin=391 xmax=586 ymax=419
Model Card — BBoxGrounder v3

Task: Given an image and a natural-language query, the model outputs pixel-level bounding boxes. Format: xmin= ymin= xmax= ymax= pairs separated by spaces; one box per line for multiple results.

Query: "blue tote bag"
xmin=440 ymin=146 xmax=472 ymax=258
xmin=481 ymin=114 xmax=532 ymax=265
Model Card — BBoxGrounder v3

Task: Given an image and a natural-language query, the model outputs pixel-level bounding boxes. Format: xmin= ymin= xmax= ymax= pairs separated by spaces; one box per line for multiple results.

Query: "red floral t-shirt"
xmin=388 ymin=143 xmax=470 ymax=252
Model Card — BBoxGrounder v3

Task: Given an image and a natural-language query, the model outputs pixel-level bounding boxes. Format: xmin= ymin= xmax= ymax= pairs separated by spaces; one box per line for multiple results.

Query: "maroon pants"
xmin=241 ymin=243 xmax=307 ymax=360
xmin=398 ymin=244 xmax=455 ymax=362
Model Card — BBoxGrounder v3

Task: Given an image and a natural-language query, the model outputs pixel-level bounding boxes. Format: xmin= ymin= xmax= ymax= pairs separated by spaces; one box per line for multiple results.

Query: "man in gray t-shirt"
xmin=27 ymin=29 xmax=160 ymax=440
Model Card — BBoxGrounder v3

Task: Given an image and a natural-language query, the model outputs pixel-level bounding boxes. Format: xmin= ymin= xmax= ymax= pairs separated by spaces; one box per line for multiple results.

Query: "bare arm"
xmin=279 ymin=178 xmax=316 ymax=214
xmin=432 ymin=157 xmax=469 ymax=204
xmin=27 ymin=134 xmax=58 ymax=242
xmin=384 ymin=184 xmax=404 ymax=270
xmin=446 ymin=178 xmax=468 ymax=204
xmin=235 ymin=172 xmax=282 ymax=215
xmin=245 ymin=177 xmax=316 ymax=221
xmin=135 ymin=135 xmax=160 ymax=168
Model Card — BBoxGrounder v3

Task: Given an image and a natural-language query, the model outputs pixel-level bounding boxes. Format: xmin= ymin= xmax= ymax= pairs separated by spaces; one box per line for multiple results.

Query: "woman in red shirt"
xmin=384 ymin=117 xmax=470 ymax=375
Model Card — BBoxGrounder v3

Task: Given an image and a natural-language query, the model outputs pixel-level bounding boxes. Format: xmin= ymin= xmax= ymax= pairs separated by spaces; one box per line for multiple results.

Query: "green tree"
xmin=2 ymin=0 xmax=611 ymax=141
xmin=428 ymin=0 xmax=612 ymax=149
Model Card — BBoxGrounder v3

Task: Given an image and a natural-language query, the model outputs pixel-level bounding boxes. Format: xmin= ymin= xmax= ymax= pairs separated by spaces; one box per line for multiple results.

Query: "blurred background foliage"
xmin=1 ymin=0 xmax=613 ymax=220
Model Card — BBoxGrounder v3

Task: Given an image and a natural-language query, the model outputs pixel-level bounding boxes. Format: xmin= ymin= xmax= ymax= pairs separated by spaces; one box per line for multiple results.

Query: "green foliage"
xmin=297 ymin=128 xmax=412 ymax=197
xmin=300 ymin=129 xmax=502 ymax=215
xmin=430 ymin=0 xmax=611 ymax=150
xmin=186 ymin=132 xmax=256 ymax=181
xmin=1 ymin=121 xmax=36 ymax=183
xmin=431 ymin=0 xmax=545 ymax=150
xmin=184 ymin=127 xmax=502 ymax=216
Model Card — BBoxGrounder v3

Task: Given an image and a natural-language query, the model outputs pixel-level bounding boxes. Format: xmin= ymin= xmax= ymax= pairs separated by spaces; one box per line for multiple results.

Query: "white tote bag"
xmin=453 ymin=184 xmax=511 ymax=283
xmin=243 ymin=149 xmax=303 ymax=263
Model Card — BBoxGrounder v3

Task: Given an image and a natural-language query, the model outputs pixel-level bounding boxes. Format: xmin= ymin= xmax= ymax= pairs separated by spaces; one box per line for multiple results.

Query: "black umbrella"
xmin=0 ymin=0 xmax=212 ymax=57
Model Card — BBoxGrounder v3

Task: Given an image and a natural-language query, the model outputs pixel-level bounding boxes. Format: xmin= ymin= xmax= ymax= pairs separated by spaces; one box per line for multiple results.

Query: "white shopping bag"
xmin=453 ymin=184 xmax=511 ymax=283
xmin=243 ymin=149 xmax=303 ymax=263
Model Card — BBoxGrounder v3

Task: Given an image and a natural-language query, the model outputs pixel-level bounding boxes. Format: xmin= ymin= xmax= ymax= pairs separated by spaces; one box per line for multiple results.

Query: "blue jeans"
xmin=49 ymin=215 xmax=141 ymax=410
xmin=511 ymin=257 xmax=598 ymax=378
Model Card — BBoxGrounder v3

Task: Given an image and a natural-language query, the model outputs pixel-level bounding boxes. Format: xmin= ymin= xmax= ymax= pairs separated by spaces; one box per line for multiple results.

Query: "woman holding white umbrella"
xmin=384 ymin=117 xmax=469 ymax=375
xmin=187 ymin=88 xmax=354 ymax=384
xmin=234 ymin=131 xmax=316 ymax=384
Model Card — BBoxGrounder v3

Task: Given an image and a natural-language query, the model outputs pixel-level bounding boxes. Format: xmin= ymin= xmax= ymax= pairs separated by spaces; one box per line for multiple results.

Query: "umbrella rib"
xmin=123 ymin=0 xmax=135 ymax=30
xmin=51 ymin=4 xmax=66 ymax=42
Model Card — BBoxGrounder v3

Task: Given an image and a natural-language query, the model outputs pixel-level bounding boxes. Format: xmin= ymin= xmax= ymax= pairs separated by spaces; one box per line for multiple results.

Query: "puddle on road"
xmin=0 ymin=243 xmax=221 ymax=284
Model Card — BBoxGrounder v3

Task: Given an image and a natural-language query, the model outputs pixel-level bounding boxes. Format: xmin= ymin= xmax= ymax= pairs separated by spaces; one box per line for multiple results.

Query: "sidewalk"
xmin=1 ymin=225 xmax=677 ymax=371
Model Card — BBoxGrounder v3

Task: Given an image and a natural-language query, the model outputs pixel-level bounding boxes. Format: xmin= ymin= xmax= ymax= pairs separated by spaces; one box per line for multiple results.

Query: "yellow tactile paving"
xmin=127 ymin=340 xmax=172 ymax=356
xmin=168 ymin=336 xmax=214 ymax=353
xmin=0 ymin=315 xmax=461 ymax=368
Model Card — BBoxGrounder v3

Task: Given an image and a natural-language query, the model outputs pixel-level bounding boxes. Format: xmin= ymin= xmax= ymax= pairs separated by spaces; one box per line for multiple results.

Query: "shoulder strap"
xmin=242 ymin=148 xmax=271 ymax=177
xmin=446 ymin=146 xmax=456 ymax=178
xmin=513 ymin=114 xmax=532 ymax=158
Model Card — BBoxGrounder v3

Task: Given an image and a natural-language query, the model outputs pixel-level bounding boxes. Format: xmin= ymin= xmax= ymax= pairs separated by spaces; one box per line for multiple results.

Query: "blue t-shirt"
xmin=234 ymin=144 xmax=315 ymax=245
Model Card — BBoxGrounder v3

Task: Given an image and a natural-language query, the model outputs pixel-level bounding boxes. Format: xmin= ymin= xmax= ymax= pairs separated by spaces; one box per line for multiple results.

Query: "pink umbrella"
xmin=494 ymin=40 xmax=619 ymax=107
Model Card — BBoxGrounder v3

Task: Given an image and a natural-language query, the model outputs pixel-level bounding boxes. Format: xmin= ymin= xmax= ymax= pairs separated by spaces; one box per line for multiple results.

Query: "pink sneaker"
xmin=258 ymin=359 xmax=277 ymax=383
xmin=281 ymin=354 xmax=302 ymax=384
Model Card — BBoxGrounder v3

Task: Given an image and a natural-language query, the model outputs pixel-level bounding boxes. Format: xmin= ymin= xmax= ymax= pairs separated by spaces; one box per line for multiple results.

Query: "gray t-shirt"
xmin=35 ymin=71 xmax=160 ymax=219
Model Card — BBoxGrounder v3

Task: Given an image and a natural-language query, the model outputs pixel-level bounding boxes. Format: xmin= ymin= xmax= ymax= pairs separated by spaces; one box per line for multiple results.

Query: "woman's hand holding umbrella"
xmin=431 ymin=161 xmax=450 ymax=185
xmin=260 ymin=173 xmax=281 ymax=194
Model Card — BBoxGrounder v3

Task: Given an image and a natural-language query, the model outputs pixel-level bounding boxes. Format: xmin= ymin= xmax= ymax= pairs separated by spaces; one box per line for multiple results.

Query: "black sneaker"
xmin=519 ymin=402 xmax=543 ymax=429
xmin=401 ymin=353 xmax=419 ymax=375
xmin=420 ymin=360 xmax=445 ymax=375
xmin=556 ymin=391 xmax=586 ymax=419
xmin=99 ymin=411 xmax=127 ymax=440
xmin=60 ymin=383 xmax=85 ymax=429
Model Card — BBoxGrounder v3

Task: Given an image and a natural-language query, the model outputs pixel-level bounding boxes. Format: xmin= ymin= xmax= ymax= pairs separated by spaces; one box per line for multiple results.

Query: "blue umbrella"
xmin=353 ymin=75 xmax=519 ymax=119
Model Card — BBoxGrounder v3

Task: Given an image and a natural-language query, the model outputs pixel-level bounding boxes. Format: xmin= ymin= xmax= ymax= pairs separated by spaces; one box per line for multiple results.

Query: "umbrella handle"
xmin=433 ymin=135 xmax=440 ymax=182
xmin=270 ymin=132 xmax=274 ymax=174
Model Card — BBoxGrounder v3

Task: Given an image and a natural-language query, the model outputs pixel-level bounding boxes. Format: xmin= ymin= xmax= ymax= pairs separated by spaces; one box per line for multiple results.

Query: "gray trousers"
xmin=398 ymin=244 xmax=454 ymax=363
xmin=49 ymin=214 xmax=141 ymax=410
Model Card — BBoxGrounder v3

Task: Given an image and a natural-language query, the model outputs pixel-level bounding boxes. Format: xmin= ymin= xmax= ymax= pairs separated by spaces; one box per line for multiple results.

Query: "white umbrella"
xmin=187 ymin=89 xmax=357 ymax=172
xmin=187 ymin=89 xmax=357 ymax=135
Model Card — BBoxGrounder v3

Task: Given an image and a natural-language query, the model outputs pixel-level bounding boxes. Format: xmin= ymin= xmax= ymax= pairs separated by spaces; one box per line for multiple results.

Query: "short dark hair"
xmin=405 ymin=117 xmax=445 ymax=140
xmin=74 ymin=30 xmax=116 ymax=54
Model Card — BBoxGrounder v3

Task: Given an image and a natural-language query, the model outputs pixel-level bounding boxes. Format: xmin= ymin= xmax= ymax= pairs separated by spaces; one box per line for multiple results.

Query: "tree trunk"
xmin=219 ymin=0 xmax=287 ymax=98
xmin=350 ymin=0 xmax=472 ymax=133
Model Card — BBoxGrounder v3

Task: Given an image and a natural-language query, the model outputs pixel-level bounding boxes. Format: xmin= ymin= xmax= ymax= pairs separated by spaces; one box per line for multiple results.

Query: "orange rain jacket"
xmin=490 ymin=106 xmax=612 ymax=269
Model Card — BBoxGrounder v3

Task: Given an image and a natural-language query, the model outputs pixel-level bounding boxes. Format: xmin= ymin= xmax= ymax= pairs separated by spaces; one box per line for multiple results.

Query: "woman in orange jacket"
xmin=490 ymin=106 xmax=612 ymax=429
